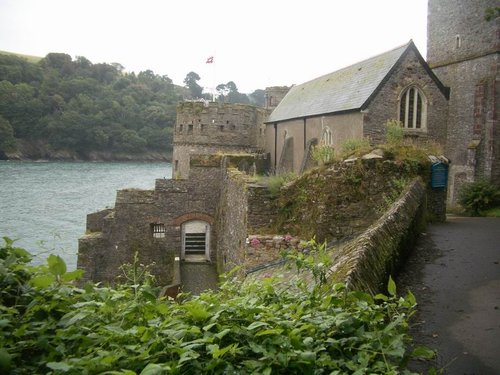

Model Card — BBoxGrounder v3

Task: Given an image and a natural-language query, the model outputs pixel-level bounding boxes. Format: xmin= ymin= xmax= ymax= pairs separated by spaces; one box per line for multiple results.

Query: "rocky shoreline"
xmin=1 ymin=140 xmax=171 ymax=162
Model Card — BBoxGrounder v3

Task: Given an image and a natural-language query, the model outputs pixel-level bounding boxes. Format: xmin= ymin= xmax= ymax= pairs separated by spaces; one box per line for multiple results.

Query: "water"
xmin=0 ymin=161 xmax=171 ymax=270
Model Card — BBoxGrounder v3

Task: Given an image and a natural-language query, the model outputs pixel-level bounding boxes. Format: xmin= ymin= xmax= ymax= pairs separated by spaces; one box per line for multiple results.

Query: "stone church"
xmin=264 ymin=41 xmax=449 ymax=175
xmin=77 ymin=0 xmax=498 ymax=292
xmin=265 ymin=0 xmax=499 ymax=204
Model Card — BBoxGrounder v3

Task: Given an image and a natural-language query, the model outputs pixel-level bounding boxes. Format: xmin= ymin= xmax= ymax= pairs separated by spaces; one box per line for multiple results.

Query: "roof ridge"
xmin=266 ymin=41 xmax=429 ymax=124
xmin=293 ymin=40 xmax=413 ymax=88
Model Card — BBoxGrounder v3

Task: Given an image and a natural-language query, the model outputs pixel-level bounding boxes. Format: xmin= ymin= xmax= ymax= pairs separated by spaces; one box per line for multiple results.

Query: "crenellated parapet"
xmin=172 ymin=101 xmax=269 ymax=178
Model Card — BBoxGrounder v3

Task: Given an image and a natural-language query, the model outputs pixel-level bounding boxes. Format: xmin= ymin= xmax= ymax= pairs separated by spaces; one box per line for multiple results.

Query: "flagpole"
xmin=205 ymin=54 xmax=216 ymax=102
xmin=211 ymin=52 xmax=216 ymax=102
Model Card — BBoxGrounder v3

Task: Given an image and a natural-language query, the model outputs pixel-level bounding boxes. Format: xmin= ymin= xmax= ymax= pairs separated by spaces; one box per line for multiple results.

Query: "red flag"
xmin=206 ymin=56 xmax=214 ymax=64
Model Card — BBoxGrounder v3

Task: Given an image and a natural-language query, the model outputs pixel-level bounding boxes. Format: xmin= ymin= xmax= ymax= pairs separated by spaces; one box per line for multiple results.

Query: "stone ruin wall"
xmin=78 ymin=153 xmax=273 ymax=290
xmin=78 ymin=156 xmax=225 ymax=288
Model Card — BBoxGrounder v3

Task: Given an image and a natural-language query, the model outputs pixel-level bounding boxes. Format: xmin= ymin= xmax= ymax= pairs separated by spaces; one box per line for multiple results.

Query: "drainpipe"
xmin=274 ymin=123 xmax=278 ymax=170
xmin=303 ymin=118 xmax=307 ymax=150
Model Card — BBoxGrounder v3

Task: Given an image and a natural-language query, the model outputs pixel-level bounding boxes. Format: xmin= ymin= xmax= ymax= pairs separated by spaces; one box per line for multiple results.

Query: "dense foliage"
xmin=0 ymin=53 xmax=182 ymax=157
xmin=0 ymin=237 xmax=433 ymax=374
xmin=458 ymin=179 xmax=500 ymax=216
xmin=0 ymin=53 xmax=265 ymax=158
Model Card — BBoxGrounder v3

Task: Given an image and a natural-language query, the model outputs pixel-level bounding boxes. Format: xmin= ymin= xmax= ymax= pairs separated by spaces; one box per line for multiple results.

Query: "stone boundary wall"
xmin=327 ymin=177 xmax=427 ymax=294
xmin=245 ymin=235 xmax=300 ymax=270
xmin=247 ymin=184 xmax=277 ymax=231
xmin=215 ymin=168 xmax=249 ymax=274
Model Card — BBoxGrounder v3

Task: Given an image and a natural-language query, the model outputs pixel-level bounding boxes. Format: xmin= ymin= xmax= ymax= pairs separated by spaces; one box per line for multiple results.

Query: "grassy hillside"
xmin=0 ymin=50 xmax=42 ymax=63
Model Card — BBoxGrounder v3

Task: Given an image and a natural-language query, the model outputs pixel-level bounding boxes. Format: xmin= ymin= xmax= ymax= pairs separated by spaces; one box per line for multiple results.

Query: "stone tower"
xmin=265 ymin=86 xmax=290 ymax=110
xmin=172 ymin=101 xmax=267 ymax=178
xmin=427 ymin=0 xmax=499 ymax=204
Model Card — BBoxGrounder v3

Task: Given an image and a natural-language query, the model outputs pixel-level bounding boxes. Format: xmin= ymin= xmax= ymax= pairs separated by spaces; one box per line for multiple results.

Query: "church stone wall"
xmin=434 ymin=56 xmax=498 ymax=203
xmin=427 ymin=0 xmax=499 ymax=204
xmin=433 ymin=55 xmax=498 ymax=164
xmin=427 ymin=0 xmax=499 ymax=69
xmin=306 ymin=113 xmax=364 ymax=153
xmin=363 ymin=48 xmax=449 ymax=146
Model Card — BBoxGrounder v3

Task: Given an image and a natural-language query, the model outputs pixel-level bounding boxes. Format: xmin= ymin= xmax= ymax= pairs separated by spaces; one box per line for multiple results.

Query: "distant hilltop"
xmin=0 ymin=50 xmax=42 ymax=64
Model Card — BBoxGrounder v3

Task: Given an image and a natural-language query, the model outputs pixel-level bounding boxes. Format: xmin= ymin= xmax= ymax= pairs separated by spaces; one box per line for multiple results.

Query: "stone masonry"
xmin=427 ymin=0 xmax=500 ymax=204
xmin=172 ymin=101 xmax=269 ymax=178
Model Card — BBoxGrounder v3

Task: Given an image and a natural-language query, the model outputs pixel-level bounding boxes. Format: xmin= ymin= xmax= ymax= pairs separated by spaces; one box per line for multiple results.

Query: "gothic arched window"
xmin=321 ymin=127 xmax=333 ymax=146
xmin=399 ymin=86 xmax=427 ymax=130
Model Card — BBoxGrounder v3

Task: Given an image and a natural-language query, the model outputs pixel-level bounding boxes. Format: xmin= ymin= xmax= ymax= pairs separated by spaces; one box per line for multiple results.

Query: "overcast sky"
xmin=0 ymin=0 xmax=428 ymax=94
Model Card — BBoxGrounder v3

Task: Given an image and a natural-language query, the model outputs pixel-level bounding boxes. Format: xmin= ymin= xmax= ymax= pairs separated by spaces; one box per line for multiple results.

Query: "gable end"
xmin=361 ymin=41 xmax=449 ymax=111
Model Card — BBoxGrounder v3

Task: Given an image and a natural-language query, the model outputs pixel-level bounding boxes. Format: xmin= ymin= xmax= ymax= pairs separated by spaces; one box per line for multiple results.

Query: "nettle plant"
xmin=0 ymin=237 xmax=434 ymax=374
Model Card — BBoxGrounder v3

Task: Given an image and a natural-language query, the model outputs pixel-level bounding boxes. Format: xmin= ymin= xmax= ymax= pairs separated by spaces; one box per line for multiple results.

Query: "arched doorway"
xmin=181 ymin=220 xmax=210 ymax=261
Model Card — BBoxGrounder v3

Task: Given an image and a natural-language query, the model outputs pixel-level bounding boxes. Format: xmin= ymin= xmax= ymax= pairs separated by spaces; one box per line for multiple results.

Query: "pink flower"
xmin=250 ymin=238 xmax=261 ymax=247
xmin=284 ymin=234 xmax=293 ymax=242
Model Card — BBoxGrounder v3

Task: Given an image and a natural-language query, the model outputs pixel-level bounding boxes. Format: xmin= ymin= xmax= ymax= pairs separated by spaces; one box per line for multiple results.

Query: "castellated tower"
xmin=427 ymin=0 xmax=499 ymax=204
xmin=172 ymin=101 xmax=268 ymax=178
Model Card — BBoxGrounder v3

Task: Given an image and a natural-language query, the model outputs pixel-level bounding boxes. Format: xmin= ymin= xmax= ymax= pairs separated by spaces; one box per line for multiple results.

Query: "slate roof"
xmin=267 ymin=41 xmax=441 ymax=123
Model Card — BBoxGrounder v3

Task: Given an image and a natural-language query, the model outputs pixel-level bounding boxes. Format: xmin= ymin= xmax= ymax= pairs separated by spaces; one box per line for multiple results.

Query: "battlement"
xmin=174 ymin=101 xmax=267 ymax=148
xmin=172 ymin=101 xmax=269 ymax=178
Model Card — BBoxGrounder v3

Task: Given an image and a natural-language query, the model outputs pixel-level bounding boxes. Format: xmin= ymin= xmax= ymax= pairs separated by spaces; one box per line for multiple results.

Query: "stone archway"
xmin=181 ymin=220 xmax=210 ymax=261
xmin=172 ymin=212 xmax=214 ymax=262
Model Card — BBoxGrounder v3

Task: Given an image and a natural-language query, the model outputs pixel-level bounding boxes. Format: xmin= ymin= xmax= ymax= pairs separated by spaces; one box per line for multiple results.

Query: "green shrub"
xmin=311 ymin=144 xmax=335 ymax=165
xmin=458 ymin=179 xmax=500 ymax=216
xmin=267 ymin=172 xmax=296 ymax=196
xmin=0 ymin=238 xmax=435 ymax=374
xmin=340 ymin=137 xmax=371 ymax=158
xmin=382 ymin=120 xmax=443 ymax=166
xmin=385 ymin=120 xmax=404 ymax=145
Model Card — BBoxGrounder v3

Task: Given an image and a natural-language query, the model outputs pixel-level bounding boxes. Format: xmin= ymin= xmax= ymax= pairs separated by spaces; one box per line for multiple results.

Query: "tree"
xmin=249 ymin=89 xmax=266 ymax=107
xmin=224 ymin=81 xmax=250 ymax=104
xmin=91 ymin=63 xmax=119 ymax=84
xmin=74 ymin=56 xmax=93 ymax=76
xmin=183 ymin=71 xmax=203 ymax=99
xmin=0 ymin=82 xmax=45 ymax=138
xmin=216 ymin=81 xmax=249 ymax=104
xmin=0 ymin=115 xmax=16 ymax=152
xmin=0 ymin=53 xmax=42 ymax=84
xmin=0 ymin=51 xmax=182 ymax=158
xmin=39 ymin=53 xmax=74 ymax=76
xmin=117 ymin=129 xmax=147 ymax=153
xmin=216 ymin=83 xmax=230 ymax=101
